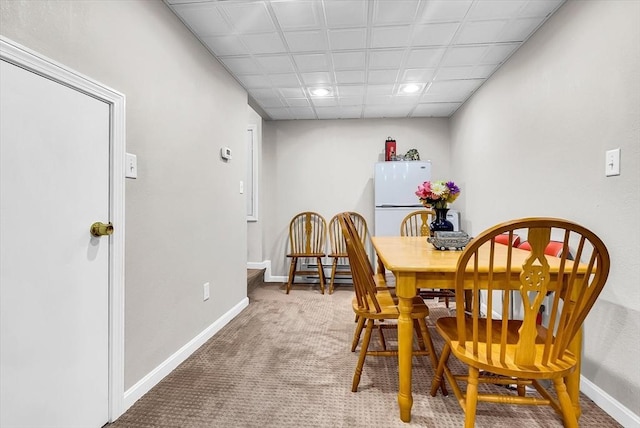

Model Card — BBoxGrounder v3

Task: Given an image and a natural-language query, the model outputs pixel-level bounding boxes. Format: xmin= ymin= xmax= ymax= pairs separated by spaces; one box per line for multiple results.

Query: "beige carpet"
xmin=108 ymin=282 xmax=621 ymax=428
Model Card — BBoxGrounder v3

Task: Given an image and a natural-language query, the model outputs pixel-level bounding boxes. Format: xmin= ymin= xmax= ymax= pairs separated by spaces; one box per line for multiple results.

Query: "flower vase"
xmin=431 ymin=208 xmax=454 ymax=233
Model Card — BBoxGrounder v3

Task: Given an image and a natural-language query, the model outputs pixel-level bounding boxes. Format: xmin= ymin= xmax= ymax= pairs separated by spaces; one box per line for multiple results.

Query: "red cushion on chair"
xmin=518 ymin=240 xmax=565 ymax=257
xmin=494 ymin=233 xmax=521 ymax=247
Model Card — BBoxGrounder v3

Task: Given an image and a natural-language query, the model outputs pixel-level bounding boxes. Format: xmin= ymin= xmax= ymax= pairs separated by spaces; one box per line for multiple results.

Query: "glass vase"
xmin=430 ymin=208 xmax=454 ymax=233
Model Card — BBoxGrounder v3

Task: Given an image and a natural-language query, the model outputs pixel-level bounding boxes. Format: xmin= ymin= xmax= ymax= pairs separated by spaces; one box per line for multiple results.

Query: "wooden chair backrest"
xmin=400 ymin=209 xmax=435 ymax=237
xmin=288 ymin=211 xmax=327 ymax=255
xmin=455 ymin=217 xmax=610 ymax=367
xmin=337 ymin=213 xmax=381 ymax=313
xmin=328 ymin=212 xmax=370 ymax=257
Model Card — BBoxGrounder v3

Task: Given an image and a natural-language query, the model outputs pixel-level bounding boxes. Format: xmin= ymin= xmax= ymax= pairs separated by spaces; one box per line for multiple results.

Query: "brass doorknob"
xmin=90 ymin=222 xmax=114 ymax=237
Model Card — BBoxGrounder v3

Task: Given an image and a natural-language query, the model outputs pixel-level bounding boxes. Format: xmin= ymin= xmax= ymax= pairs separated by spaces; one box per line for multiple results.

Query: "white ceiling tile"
xmin=455 ymin=20 xmax=509 ymax=44
xmin=271 ymin=1 xmax=321 ymax=30
xmin=364 ymin=104 xmax=410 ymax=118
xmin=284 ymin=30 xmax=328 ymax=52
xmin=371 ymin=26 xmax=412 ymax=49
xmin=241 ymin=33 xmax=286 ymax=54
xmin=418 ymin=0 xmax=472 ymax=22
xmin=393 ymin=94 xmax=421 ymax=104
xmin=402 ymin=68 xmax=436 ymax=82
xmin=312 ymin=97 xmax=339 ymax=107
xmin=369 ymin=50 xmax=405 ymax=69
xmin=289 ymin=107 xmax=316 ymax=119
xmin=168 ymin=0 xmax=565 ymax=120
xmin=250 ymin=88 xmax=280 ymax=98
xmin=285 ymin=98 xmax=311 ymax=107
xmin=315 ymin=107 xmax=341 ymax=119
xmin=335 ymin=70 xmax=366 ymax=84
xmin=406 ymin=48 xmax=446 ymax=68
xmin=519 ymin=0 xmax=564 ymax=18
xmin=339 ymin=96 xmax=364 ymax=106
xmin=422 ymin=79 xmax=483 ymax=102
xmin=434 ymin=66 xmax=474 ymax=80
xmin=202 ymin=36 xmax=248 ymax=57
xmin=367 ymin=85 xmax=395 ymax=96
xmin=412 ymin=103 xmax=461 ymax=117
xmin=269 ymin=73 xmax=300 ymax=86
xmin=364 ymin=94 xmax=393 ymax=106
xmin=441 ymin=46 xmax=489 ymax=66
xmin=220 ymin=2 xmax=275 ymax=33
xmin=473 ymin=64 xmax=499 ymax=78
xmin=332 ymin=51 xmax=366 ymax=70
xmin=327 ymin=28 xmax=367 ymax=50
xmin=293 ymin=53 xmax=330 ymax=72
xmin=412 ymin=23 xmax=460 ymax=46
xmin=255 ymin=55 xmax=296 ymax=73
xmin=220 ymin=56 xmax=261 ymax=75
xmin=480 ymin=43 xmax=519 ymax=64
xmin=373 ymin=0 xmax=419 ymax=25
xmin=301 ymin=72 xmax=332 ymax=85
xmin=467 ymin=1 xmax=527 ymax=20
xmin=499 ymin=18 xmax=543 ymax=42
xmin=324 ymin=0 xmax=367 ymax=28
xmin=237 ymin=74 xmax=271 ymax=88
xmin=337 ymin=86 xmax=365 ymax=97
xmin=252 ymin=96 xmax=285 ymax=108
xmin=368 ymin=70 xmax=399 ymax=85
xmin=173 ymin=4 xmax=232 ymax=36
xmin=279 ymin=87 xmax=305 ymax=98
xmin=263 ymin=107 xmax=293 ymax=120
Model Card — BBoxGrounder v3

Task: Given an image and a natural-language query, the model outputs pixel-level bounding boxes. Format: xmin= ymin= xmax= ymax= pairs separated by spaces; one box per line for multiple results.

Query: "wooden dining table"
xmin=371 ymin=235 xmax=585 ymax=423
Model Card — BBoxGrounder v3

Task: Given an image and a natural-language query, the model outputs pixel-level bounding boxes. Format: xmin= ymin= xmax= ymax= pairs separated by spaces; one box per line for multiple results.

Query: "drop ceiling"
xmin=165 ymin=0 xmax=565 ymax=120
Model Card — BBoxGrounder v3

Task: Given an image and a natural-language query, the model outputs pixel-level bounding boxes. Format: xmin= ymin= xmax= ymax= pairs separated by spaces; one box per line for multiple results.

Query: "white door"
xmin=1 ymin=59 xmax=110 ymax=427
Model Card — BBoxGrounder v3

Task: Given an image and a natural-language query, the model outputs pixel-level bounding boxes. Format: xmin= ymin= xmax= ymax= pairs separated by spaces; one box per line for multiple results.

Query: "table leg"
xmin=566 ymin=326 xmax=583 ymax=418
xmin=376 ymin=255 xmax=386 ymax=276
xmin=395 ymin=272 xmax=416 ymax=422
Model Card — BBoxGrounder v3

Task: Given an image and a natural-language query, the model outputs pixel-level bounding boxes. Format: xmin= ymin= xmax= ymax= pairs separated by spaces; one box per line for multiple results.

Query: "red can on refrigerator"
xmin=385 ymin=137 xmax=396 ymax=161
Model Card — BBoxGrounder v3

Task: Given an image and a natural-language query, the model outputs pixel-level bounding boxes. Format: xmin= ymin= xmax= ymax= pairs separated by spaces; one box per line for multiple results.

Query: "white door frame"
xmin=0 ymin=36 xmax=126 ymax=421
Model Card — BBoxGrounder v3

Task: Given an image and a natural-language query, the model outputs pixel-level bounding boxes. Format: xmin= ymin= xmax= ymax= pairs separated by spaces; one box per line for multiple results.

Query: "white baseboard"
xmin=248 ymin=260 xmax=349 ymax=284
xmin=122 ymin=297 xmax=249 ymax=411
xmin=581 ymin=375 xmax=640 ymax=428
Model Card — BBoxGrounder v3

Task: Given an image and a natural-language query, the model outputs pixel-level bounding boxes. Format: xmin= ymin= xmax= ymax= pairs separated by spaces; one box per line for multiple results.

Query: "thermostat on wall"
xmin=220 ymin=147 xmax=232 ymax=160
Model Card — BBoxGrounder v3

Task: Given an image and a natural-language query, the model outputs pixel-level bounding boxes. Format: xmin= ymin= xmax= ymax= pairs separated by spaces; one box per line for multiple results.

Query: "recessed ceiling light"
xmin=310 ymin=88 xmax=331 ymax=96
xmin=399 ymin=84 xmax=422 ymax=94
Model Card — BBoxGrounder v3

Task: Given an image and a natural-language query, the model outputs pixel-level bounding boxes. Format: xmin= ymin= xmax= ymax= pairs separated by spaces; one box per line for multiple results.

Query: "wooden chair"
xmin=285 ymin=212 xmax=327 ymax=294
xmin=327 ymin=212 xmax=370 ymax=294
xmin=429 ymin=218 xmax=610 ymax=428
xmin=337 ymin=213 xmax=445 ymax=394
xmin=400 ymin=208 xmax=435 ymax=237
xmin=400 ymin=209 xmax=455 ymax=308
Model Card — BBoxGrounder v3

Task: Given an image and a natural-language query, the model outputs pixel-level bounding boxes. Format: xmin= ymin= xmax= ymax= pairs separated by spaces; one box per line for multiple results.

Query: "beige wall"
xmin=450 ymin=0 xmax=640 ymax=413
xmin=1 ymin=0 xmax=249 ymax=390
xmin=262 ymin=118 xmax=451 ymax=278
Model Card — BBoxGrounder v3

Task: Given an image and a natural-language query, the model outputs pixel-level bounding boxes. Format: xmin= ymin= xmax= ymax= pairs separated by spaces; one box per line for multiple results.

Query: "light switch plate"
xmin=605 ymin=148 xmax=620 ymax=176
xmin=126 ymin=153 xmax=138 ymax=179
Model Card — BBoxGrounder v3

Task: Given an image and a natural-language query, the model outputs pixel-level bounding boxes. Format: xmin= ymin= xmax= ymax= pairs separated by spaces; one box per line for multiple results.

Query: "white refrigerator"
xmin=374 ymin=161 xmax=459 ymax=236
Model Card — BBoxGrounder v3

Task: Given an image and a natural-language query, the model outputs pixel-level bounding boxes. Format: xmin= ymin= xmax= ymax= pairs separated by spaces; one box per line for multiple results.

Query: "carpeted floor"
xmin=108 ymin=282 xmax=621 ymax=428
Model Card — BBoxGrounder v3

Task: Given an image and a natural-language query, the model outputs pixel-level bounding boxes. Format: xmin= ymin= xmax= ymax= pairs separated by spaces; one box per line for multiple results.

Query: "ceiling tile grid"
xmin=166 ymin=0 xmax=565 ymax=120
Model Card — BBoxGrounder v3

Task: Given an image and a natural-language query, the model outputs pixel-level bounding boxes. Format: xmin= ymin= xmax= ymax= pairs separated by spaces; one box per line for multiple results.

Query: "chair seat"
xmin=436 ymin=317 xmax=577 ymax=378
xmin=328 ymin=251 xmax=347 ymax=258
xmin=286 ymin=252 xmax=325 ymax=257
